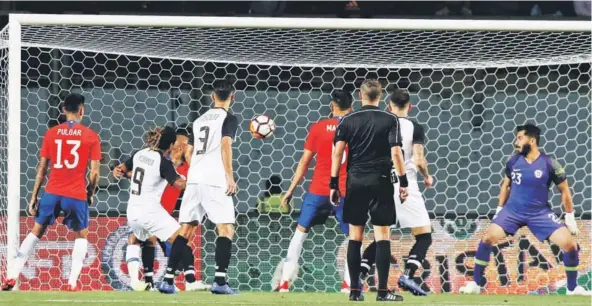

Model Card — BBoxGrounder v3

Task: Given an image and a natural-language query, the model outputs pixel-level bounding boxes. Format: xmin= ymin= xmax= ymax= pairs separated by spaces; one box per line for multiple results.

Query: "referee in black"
xmin=330 ymin=79 xmax=408 ymax=302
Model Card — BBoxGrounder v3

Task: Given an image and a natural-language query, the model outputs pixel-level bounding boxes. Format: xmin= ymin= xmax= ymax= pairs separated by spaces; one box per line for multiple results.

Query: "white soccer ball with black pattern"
xmin=250 ymin=115 xmax=276 ymax=139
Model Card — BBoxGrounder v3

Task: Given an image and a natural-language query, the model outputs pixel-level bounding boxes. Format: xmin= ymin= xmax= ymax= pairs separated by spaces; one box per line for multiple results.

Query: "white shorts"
xmin=394 ymin=186 xmax=431 ymax=229
xmin=127 ymin=205 xmax=180 ymax=242
xmin=179 ymin=183 xmax=235 ymax=224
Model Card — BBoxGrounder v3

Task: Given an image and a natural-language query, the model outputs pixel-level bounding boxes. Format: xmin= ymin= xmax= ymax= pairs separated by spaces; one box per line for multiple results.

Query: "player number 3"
xmin=54 ymin=139 xmax=81 ymax=169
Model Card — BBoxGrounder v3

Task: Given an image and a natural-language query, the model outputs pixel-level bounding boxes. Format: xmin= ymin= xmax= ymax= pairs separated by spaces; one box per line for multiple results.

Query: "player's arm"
xmin=285 ymin=123 xmax=317 ymax=200
xmin=87 ymin=133 xmax=102 ymax=205
xmin=285 ymin=150 xmax=314 ymax=195
xmin=549 ymin=158 xmax=578 ymax=234
xmin=30 ymin=133 xmax=52 ymax=214
xmin=389 ymin=118 xmax=406 ymax=181
xmin=330 ymin=120 xmax=348 ymax=204
xmin=411 ymin=122 xmax=431 ymax=187
xmin=29 ymin=157 xmax=49 ymax=214
xmin=221 ymin=115 xmax=239 ymax=196
xmin=113 ymin=151 xmax=135 ymax=179
xmin=498 ymin=177 xmax=511 ymax=208
xmin=161 ymin=159 xmax=185 ymax=190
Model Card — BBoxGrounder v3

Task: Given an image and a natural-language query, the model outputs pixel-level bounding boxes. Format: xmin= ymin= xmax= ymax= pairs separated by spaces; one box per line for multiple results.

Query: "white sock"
xmin=282 ymin=230 xmax=308 ymax=282
xmin=126 ymin=244 xmax=141 ymax=284
xmin=8 ymin=233 xmax=39 ymax=279
xmin=343 ymin=256 xmax=350 ymax=286
xmin=68 ymin=238 xmax=88 ymax=288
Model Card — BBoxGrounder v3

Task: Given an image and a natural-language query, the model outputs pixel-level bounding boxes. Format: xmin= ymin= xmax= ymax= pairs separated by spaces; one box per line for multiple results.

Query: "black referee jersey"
xmin=334 ymin=105 xmax=402 ymax=173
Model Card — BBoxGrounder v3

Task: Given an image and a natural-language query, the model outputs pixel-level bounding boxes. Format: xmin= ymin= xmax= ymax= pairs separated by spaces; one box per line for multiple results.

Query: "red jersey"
xmin=160 ymin=161 xmax=188 ymax=215
xmin=304 ymin=118 xmax=348 ymax=196
xmin=40 ymin=121 xmax=101 ymax=201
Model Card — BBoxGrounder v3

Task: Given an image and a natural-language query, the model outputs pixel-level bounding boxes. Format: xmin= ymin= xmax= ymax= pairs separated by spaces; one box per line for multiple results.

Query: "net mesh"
xmin=1 ymin=21 xmax=591 ymax=293
xmin=19 ymin=25 xmax=592 ymax=68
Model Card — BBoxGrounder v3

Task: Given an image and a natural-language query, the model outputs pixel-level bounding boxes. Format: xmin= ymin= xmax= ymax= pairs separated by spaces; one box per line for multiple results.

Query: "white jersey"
xmin=396 ymin=116 xmax=426 ymax=188
xmin=126 ymin=148 xmax=180 ymax=211
xmin=187 ymin=108 xmax=239 ymax=187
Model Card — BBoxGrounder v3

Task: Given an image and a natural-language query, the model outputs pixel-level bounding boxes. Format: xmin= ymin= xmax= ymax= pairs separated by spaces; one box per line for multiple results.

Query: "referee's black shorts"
xmin=343 ymin=171 xmax=395 ymax=226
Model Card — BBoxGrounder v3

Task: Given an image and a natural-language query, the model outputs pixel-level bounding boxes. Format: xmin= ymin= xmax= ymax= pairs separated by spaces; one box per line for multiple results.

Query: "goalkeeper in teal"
xmin=460 ymin=124 xmax=590 ymax=296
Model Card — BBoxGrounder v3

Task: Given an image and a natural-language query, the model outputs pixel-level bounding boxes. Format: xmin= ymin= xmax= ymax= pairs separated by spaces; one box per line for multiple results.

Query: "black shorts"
xmin=343 ymin=171 xmax=395 ymax=226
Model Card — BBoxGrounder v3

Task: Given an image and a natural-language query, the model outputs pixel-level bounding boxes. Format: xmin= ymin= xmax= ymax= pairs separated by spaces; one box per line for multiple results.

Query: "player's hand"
xmin=399 ymin=187 xmax=408 ymax=202
xmin=226 ymin=176 xmax=237 ymax=196
xmin=281 ymin=192 xmax=293 ymax=212
xmin=565 ymin=212 xmax=579 ymax=236
xmin=424 ymin=175 xmax=433 ymax=188
xmin=28 ymin=197 xmax=38 ymax=216
xmin=113 ymin=165 xmax=125 ymax=178
xmin=87 ymin=193 xmax=94 ymax=206
xmin=493 ymin=206 xmax=503 ymax=220
xmin=330 ymin=189 xmax=341 ymax=206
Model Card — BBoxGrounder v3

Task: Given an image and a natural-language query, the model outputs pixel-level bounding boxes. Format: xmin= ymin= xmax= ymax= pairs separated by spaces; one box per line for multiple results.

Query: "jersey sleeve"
xmin=411 ymin=121 xmax=426 ymax=145
xmin=90 ymin=132 xmax=102 ymax=161
xmin=334 ymin=118 xmax=349 ymax=143
xmin=160 ymin=158 xmax=181 ymax=185
xmin=124 ymin=151 xmax=136 ymax=171
xmin=303 ymin=123 xmax=318 ymax=152
xmin=549 ymin=157 xmax=567 ymax=185
xmin=388 ymin=117 xmax=402 ymax=147
xmin=504 ymin=155 xmax=519 ymax=179
xmin=222 ymin=114 xmax=239 ymax=139
xmin=40 ymin=131 xmax=52 ymax=159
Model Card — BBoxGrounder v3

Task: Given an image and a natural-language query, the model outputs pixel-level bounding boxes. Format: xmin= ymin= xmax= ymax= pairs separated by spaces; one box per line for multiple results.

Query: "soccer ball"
xmin=250 ymin=115 xmax=276 ymax=139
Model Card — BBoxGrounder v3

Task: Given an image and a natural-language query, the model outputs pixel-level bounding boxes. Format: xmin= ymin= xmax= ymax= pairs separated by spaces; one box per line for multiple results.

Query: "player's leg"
xmin=126 ymin=233 xmax=143 ymax=287
xmin=532 ymin=212 xmax=590 ymax=295
xmin=460 ymin=207 xmax=519 ymax=294
xmin=277 ymin=193 xmax=327 ymax=291
xmin=395 ymin=189 xmax=431 ymax=296
xmin=141 ymin=236 xmax=158 ymax=288
xmin=369 ymin=174 xmax=403 ymax=302
xmin=342 ymin=172 xmax=371 ymax=301
xmin=334 ymin=197 xmax=352 ymax=293
xmin=1 ymin=194 xmax=58 ymax=290
xmin=197 ymin=184 xmax=237 ymax=294
xmin=160 ymin=184 xmax=201 ymax=291
xmin=60 ymin=196 xmax=90 ymax=290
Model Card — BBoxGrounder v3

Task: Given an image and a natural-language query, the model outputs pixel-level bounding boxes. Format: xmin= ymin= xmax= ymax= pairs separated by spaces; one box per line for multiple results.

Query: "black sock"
xmin=376 ymin=240 xmax=391 ymax=298
xmin=347 ymin=240 xmax=363 ymax=293
xmin=183 ymin=245 xmax=196 ymax=283
xmin=141 ymin=245 xmax=155 ymax=285
xmin=360 ymin=240 xmax=377 ymax=276
xmin=405 ymin=233 xmax=432 ymax=278
xmin=165 ymin=236 xmax=188 ymax=285
xmin=215 ymin=237 xmax=232 ymax=286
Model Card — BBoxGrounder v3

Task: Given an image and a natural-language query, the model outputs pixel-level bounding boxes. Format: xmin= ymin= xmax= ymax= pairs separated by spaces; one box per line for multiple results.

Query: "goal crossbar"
xmin=9 ymin=13 xmax=592 ymax=32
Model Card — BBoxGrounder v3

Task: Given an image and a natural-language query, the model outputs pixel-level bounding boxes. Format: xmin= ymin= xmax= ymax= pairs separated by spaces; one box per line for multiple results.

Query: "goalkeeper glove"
xmin=565 ymin=212 xmax=579 ymax=235
xmin=493 ymin=206 xmax=503 ymax=220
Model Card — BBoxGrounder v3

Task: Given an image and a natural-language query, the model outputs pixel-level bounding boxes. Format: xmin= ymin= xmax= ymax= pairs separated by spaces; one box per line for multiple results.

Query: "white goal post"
xmin=1 ymin=14 xmax=590 ymax=292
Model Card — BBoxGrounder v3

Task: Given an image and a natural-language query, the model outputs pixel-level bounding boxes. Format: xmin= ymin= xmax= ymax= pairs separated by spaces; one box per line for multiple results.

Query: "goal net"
xmin=0 ymin=14 xmax=590 ymax=294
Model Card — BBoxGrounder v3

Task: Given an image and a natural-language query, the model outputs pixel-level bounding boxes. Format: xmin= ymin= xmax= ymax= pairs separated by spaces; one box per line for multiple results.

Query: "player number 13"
xmin=54 ymin=139 xmax=81 ymax=169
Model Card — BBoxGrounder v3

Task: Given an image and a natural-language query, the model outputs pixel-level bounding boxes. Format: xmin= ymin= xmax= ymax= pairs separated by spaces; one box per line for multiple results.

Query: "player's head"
xmin=62 ymin=93 xmax=85 ymax=119
xmin=360 ymin=79 xmax=382 ymax=105
xmin=212 ymin=80 xmax=235 ymax=107
xmin=330 ymin=90 xmax=353 ymax=117
xmin=147 ymin=126 xmax=177 ymax=152
xmin=515 ymin=123 xmax=541 ymax=155
xmin=388 ymin=89 xmax=411 ymax=114
xmin=170 ymin=128 xmax=190 ymax=162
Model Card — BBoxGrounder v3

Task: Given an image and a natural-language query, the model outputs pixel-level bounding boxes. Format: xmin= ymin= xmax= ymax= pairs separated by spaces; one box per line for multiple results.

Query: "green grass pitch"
xmin=1 ymin=291 xmax=590 ymax=306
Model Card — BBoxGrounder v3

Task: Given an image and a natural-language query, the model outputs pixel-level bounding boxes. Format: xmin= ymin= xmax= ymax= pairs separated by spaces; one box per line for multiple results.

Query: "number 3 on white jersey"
xmin=54 ymin=139 xmax=81 ymax=169
xmin=332 ymin=144 xmax=347 ymax=164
